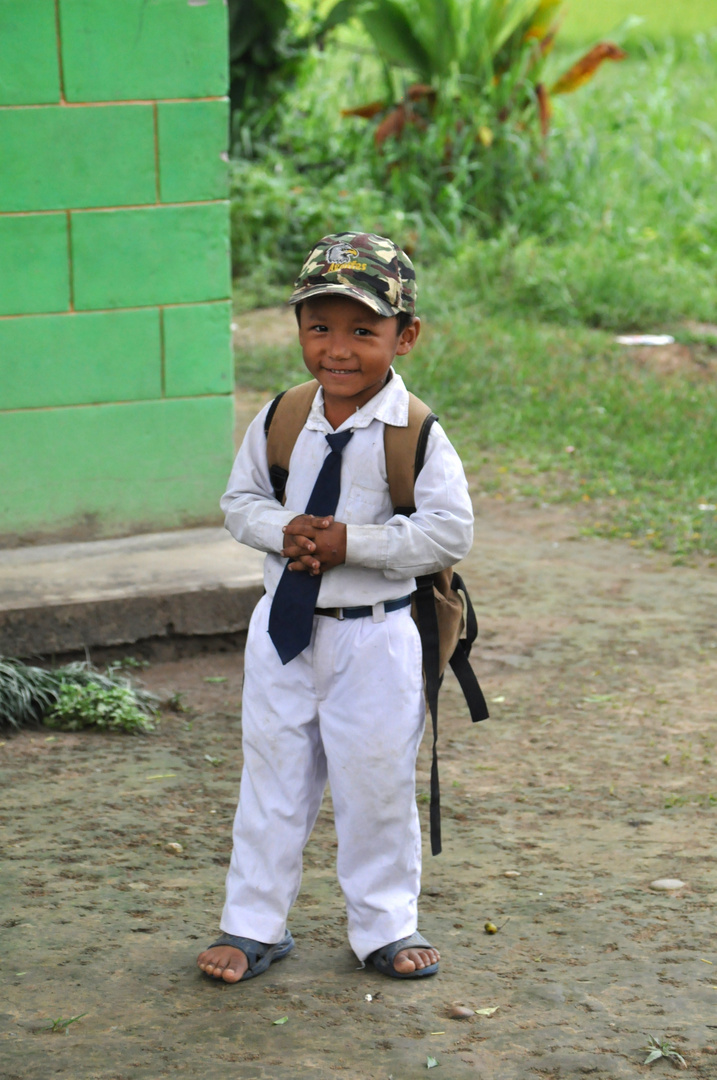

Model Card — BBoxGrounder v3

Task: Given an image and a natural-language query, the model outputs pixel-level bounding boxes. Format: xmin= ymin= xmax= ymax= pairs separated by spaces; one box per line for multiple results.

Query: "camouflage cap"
xmin=289 ymin=232 xmax=417 ymax=318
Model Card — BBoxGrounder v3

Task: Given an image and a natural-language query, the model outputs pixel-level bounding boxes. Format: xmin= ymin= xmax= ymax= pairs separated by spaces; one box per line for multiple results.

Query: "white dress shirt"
xmin=221 ymin=370 xmax=474 ymax=608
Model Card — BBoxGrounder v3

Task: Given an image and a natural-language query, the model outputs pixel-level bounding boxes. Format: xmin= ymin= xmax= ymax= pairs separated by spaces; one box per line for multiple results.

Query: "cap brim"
xmin=288 ymin=283 xmax=398 ymax=319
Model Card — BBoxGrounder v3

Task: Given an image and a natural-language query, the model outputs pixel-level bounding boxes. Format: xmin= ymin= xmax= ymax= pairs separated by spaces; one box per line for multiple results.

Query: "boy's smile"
xmin=298 ymin=295 xmax=420 ymax=425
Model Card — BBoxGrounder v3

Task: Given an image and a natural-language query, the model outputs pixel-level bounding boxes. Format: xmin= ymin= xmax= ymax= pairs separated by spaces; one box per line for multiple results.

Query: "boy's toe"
xmin=393 ymin=946 xmax=440 ymax=974
xmin=197 ymin=945 xmax=248 ymax=982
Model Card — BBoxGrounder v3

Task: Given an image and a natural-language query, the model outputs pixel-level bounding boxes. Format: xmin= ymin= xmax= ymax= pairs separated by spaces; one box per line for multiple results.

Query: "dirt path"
xmin=2 ymin=497 xmax=716 ymax=1079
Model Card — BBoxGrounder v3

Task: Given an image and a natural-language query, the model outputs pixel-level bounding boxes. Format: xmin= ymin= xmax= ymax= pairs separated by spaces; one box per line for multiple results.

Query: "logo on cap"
xmin=325 ymin=243 xmax=359 ymax=264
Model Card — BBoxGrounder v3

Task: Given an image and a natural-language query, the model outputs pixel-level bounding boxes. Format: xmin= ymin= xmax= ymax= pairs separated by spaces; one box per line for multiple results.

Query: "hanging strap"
xmin=448 ymin=571 xmax=490 ymax=725
xmin=413 ymin=573 xmax=443 ymax=854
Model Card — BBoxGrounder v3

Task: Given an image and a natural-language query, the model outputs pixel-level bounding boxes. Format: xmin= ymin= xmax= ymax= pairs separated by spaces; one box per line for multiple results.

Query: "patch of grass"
xmin=561 ymin=0 xmax=717 ymax=44
xmin=0 ymin=657 xmax=157 ymax=731
xmin=44 ymin=682 xmax=156 ymax=734
xmin=44 ymin=1013 xmax=88 ymax=1035
xmin=235 ymin=305 xmax=717 ymax=558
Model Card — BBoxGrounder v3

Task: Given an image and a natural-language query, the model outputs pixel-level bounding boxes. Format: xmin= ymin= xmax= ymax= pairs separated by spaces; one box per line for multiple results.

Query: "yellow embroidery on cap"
xmin=328 ymin=261 xmax=367 ymax=273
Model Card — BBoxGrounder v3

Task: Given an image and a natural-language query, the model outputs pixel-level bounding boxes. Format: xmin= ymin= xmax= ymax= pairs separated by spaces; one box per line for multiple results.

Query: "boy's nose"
xmin=328 ymin=333 xmax=353 ymax=360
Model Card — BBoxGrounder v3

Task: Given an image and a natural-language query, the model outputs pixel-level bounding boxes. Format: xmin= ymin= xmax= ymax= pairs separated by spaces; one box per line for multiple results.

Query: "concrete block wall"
xmin=0 ymin=0 xmax=233 ymax=542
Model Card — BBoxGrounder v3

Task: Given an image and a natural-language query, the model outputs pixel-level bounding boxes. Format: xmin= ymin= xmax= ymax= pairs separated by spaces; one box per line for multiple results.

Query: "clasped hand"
xmin=281 ymin=515 xmax=347 ymax=576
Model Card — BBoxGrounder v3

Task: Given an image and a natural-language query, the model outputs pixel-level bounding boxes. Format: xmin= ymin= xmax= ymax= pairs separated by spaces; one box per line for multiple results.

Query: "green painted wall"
xmin=0 ymin=0 xmax=233 ymax=542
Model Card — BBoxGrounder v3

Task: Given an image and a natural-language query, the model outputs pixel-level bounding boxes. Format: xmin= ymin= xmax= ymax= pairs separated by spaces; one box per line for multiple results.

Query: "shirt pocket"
xmin=341 ymin=481 xmax=393 ymax=525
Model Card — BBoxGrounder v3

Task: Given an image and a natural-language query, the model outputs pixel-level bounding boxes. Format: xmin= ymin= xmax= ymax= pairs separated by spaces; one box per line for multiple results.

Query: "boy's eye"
xmin=310 ymin=323 xmax=328 ymax=332
xmin=354 ymin=327 xmax=371 ymax=336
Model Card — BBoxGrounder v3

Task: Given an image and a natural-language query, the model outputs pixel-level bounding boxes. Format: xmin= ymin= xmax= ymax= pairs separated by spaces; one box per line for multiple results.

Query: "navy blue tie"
xmin=268 ymin=429 xmax=354 ymax=664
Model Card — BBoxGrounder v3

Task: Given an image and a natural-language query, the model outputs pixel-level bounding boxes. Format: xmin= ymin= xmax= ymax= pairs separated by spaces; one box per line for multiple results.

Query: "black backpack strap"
xmin=414 ymin=573 xmax=443 ymax=856
xmin=263 ymin=390 xmax=285 ymax=436
xmin=412 ymin=413 xmax=443 ymax=854
xmin=449 ymin=576 xmax=489 ymax=723
xmin=264 ymin=392 xmax=288 ymax=503
xmin=413 ymin=429 xmax=488 ymax=852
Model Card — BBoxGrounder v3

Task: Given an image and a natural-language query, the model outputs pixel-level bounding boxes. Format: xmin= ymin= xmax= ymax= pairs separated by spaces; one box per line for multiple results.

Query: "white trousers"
xmin=220 ymin=594 xmax=426 ymax=961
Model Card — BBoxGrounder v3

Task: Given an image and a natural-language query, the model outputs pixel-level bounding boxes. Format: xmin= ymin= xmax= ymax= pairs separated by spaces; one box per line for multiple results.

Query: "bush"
xmin=44 ymin=682 xmax=156 ymax=734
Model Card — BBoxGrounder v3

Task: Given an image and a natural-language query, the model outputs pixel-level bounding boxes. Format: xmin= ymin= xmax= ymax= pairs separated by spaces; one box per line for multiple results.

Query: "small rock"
xmin=449 ymin=1005 xmax=474 ymax=1019
xmin=650 ymin=878 xmax=685 ymax=891
xmin=504 ymin=871 xmax=520 ymax=878
xmin=165 ymin=842 xmax=183 ymax=855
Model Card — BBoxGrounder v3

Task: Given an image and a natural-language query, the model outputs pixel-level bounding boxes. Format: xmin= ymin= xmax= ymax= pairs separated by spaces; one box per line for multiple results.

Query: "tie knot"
xmin=325 ymin=429 xmax=354 ymax=453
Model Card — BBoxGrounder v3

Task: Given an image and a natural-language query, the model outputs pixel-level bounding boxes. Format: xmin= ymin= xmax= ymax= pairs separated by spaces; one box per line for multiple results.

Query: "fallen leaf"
xmin=427 ymin=1056 xmax=438 ymax=1069
xmin=203 ymin=676 xmax=228 ymax=683
xmin=475 ymin=1006 xmax=499 ymax=1016
xmin=272 ymin=1016 xmax=288 ymax=1025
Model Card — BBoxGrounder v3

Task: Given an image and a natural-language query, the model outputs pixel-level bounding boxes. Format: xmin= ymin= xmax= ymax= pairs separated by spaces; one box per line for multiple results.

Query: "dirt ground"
xmin=2 ymin=496 xmax=717 ymax=1080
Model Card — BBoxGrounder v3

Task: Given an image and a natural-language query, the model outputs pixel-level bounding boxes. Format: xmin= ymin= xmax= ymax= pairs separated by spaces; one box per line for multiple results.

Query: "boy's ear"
xmin=395 ymin=317 xmax=421 ymax=356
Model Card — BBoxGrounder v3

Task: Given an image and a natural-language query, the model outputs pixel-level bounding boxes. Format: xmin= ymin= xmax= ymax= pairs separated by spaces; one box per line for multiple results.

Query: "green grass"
xmin=560 ymin=0 xmax=717 ymax=43
xmin=236 ymin=308 xmax=717 ymax=559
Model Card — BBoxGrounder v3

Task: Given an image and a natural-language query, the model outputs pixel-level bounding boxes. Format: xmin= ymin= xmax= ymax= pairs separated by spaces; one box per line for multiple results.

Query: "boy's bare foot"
xmin=197 ymin=931 xmax=295 ymax=983
xmin=392 ymin=945 xmax=440 ymax=974
xmin=366 ymin=933 xmax=440 ymax=978
xmin=197 ymin=944 xmax=248 ymax=982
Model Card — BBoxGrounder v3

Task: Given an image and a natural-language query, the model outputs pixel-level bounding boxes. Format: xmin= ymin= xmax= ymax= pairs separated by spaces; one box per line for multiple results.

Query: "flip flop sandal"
xmin=366 ymin=931 xmax=439 ymax=979
xmin=203 ymin=930 xmax=294 ymax=982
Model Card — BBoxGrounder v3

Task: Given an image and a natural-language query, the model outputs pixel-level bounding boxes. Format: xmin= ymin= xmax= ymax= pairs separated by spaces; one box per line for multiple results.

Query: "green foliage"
xmin=228 ymin=0 xmax=353 ymax=155
xmin=341 ymin=0 xmax=552 ymax=84
xmin=0 ymin=657 xmax=157 ymax=732
xmin=643 ymin=1034 xmax=687 ymax=1068
xmin=230 ymin=31 xmax=717 ymax=328
xmin=44 ymin=682 xmax=155 ymax=734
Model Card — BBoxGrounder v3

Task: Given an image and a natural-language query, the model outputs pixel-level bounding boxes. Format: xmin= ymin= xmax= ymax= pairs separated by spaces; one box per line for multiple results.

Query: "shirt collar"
xmin=306 ymin=369 xmax=409 ymax=433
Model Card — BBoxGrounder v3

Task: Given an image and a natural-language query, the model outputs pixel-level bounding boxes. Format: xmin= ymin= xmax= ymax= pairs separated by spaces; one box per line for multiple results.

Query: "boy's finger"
xmin=288 ymin=556 xmax=321 ymax=573
xmin=281 ymin=539 xmax=315 ymax=555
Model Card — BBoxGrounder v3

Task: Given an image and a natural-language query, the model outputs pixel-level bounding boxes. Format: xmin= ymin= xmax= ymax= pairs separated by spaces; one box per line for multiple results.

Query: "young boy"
xmin=197 ymin=232 xmax=473 ymax=983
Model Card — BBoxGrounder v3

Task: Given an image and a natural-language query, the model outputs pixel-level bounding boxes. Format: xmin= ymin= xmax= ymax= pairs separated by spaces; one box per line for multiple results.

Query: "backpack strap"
xmin=384 ymin=392 xmax=436 ymax=514
xmin=404 ymin=404 xmax=489 ymax=855
xmin=265 ymin=380 xmax=320 ymax=504
xmin=385 ymin=394 xmax=446 ymax=853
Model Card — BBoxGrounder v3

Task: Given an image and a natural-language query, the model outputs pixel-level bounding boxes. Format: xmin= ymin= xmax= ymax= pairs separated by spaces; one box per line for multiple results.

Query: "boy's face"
xmin=298 ymin=295 xmax=420 ymax=414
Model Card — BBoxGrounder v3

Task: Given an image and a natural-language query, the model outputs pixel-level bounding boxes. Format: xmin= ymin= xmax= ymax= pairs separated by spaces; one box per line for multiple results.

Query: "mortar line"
xmin=0 ymin=299 xmax=230 ymax=321
xmin=153 ymin=103 xmax=162 ymax=203
xmin=159 ymin=307 xmax=167 ymax=396
xmin=0 ymin=393 xmax=230 ymax=416
xmin=66 ymin=211 xmax=74 ymax=311
xmin=0 ymin=96 xmax=226 ymax=112
xmin=53 ymin=0 xmax=67 ymax=104
xmin=0 ymin=199 xmax=226 ymax=217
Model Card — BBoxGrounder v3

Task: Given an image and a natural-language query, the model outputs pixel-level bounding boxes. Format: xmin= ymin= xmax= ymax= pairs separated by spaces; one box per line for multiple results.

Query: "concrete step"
xmin=0 ymin=528 xmax=264 ymax=657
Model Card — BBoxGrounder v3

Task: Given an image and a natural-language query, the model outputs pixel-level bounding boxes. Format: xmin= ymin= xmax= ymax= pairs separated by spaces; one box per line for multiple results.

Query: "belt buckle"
xmin=318 ymin=606 xmax=344 ymax=620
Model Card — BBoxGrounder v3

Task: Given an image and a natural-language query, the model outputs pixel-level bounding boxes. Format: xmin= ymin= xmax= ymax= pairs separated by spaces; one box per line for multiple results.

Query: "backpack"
xmin=264 ymin=380 xmax=489 ymax=855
